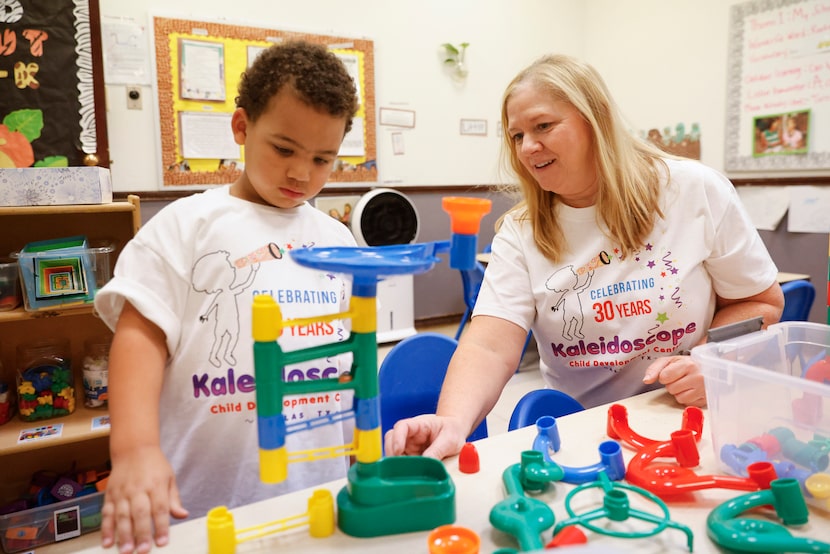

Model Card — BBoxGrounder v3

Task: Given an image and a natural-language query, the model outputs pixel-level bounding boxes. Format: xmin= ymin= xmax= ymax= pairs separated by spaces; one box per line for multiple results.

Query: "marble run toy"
xmin=532 ymin=415 xmax=626 ymax=484
xmin=607 ymin=403 xmax=773 ymax=497
xmin=706 ymin=477 xmax=830 ymax=553
xmin=207 ymin=489 xmax=335 ymax=554
xmin=721 ymin=429 xmax=830 ymax=509
xmin=206 ymin=197 xmax=492 ymax=551
xmin=552 ymin=471 xmax=694 ymax=552
xmin=794 ymin=355 xmax=830 ymax=425
xmin=489 ymin=450 xmax=564 ymax=552
xmin=606 ymin=402 xmax=703 ymax=450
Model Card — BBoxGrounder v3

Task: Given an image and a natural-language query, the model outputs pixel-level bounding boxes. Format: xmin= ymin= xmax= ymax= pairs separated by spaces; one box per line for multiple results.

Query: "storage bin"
xmin=0 ymin=491 xmax=103 ymax=553
xmin=0 ymin=259 xmax=20 ymax=311
xmin=16 ymin=338 xmax=74 ymax=422
xmin=12 ymin=236 xmax=113 ymax=312
xmin=692 ymin=321 xmax=830 ymax=511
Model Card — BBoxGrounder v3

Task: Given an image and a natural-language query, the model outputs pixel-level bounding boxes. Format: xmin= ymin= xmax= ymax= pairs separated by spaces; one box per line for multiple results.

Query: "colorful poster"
xmin=0 ymin=0 xmax=105 ymax=168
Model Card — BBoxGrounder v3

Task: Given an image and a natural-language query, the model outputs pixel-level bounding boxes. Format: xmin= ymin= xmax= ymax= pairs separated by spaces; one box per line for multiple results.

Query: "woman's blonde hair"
xmin=498 ymin=54 xmax=669 ymax=262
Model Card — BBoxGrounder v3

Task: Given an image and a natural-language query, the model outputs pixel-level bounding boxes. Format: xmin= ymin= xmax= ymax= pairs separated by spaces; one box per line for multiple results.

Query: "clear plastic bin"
xmin=12 ymin=241 xmax=113 ymax=312
xmin=691 ymin=321 xmax=830 ymax=511
xmin=16 ymin=338 xmax=74 ymax=422
xmin=0 ymin=491 xmax=103 ymax=553
xmin=0 ymin=259 xmax=21 ymax=311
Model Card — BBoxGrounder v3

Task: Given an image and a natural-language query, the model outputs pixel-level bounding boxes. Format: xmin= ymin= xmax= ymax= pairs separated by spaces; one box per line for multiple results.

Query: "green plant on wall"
xmin=0 ymin=109 xmax=68 ymax=168
xmin=442 ymin=42 xmax=469 ymax=79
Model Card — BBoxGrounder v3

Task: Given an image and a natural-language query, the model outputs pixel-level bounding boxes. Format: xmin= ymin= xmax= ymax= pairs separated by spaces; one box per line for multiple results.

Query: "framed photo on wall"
xmin=753 ymin=110 xmax=809 ymax=157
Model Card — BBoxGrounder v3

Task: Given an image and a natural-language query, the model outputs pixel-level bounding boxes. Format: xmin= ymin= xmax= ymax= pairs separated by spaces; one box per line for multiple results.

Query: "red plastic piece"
xmin=458 ymin=442 xmax=480 ymax=474
xmin=607 ymin=403 xmax=777 ymax=498
xmin=546 ymin=525 xmax=588 ymax=547
xmin=626 ymin=431 xmax=775 ymax=497
xmin=606 ymin=403 xmax=703 ymax=450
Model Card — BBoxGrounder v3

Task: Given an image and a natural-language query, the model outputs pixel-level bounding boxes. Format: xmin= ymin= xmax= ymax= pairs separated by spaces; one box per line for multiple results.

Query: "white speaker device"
xmin=351 ymin=188 xmax=419 ymax=344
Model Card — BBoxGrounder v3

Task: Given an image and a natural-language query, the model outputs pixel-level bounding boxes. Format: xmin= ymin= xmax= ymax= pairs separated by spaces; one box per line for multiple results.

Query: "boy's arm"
xmin=101 ymin=301 xmax=188 ymax=553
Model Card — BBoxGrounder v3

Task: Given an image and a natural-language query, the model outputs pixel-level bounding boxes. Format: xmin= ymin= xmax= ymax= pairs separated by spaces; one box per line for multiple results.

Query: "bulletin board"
xmin=153 ymin=17 xmax=377 ymax=187
xmin=0 ymin=0 xmax=109 ymax=168
xmin=725 ymin=0 xmax=830 ymax=171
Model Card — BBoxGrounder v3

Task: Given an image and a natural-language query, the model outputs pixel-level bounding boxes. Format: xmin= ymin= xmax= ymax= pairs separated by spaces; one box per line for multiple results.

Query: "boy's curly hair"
xmin=236 ymin=40 xmax=358 ymax=134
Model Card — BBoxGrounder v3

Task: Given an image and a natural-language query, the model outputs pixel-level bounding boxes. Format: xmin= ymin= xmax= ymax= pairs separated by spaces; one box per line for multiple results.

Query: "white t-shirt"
xmin=95 ymin=186 xmax=357 ymax=519
xmin=474 ymin=158 xmax=778 ymax=408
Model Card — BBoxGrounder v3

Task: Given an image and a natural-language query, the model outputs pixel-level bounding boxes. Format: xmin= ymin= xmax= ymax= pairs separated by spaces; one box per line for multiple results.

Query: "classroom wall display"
xmin=0 ymin=0 xmax=109 ymax=169
xmin=752 ymin=109 xmax=810 ymax=156
xmin=726 ymin=0 xmax=830 ymax=171
xmin=152 ymin=17 xmax=377 ymax=187
xmin=644 ymin=123 xmax=701 ymax=160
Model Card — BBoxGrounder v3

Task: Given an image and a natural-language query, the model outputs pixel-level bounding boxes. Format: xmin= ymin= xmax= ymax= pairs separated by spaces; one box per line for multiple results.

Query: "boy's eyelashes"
xmin=271 ymin=143 xmax=334 ymax=166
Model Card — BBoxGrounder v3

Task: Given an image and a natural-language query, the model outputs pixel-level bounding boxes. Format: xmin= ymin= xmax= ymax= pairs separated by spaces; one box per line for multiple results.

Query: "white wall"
xmin=99 ymin=0 xmax=587 ymax=191
xmin=101 ymin=0 xmax=830 ymax=193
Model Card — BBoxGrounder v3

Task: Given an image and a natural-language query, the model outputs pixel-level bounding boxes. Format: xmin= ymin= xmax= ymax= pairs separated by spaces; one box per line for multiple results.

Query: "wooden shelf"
xmin=0 ymin=200 xmax=138 ymax=216
xmin=0 ymin=196 xmax=140 ymax=506
xmin=0 ymin=405 xmax=109 ymax=456
xmin=0 ymin=304 xmax=94 ymax=323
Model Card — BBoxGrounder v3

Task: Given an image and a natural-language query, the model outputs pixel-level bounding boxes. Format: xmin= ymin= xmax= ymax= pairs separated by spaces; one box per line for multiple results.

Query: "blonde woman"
xmin=385 ymin=54 xmax=783 ymax=460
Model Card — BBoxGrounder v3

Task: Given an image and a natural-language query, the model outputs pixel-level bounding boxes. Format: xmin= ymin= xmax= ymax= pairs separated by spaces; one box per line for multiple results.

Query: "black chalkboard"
xmin=0 ymin=0 xmax=108 ymax=168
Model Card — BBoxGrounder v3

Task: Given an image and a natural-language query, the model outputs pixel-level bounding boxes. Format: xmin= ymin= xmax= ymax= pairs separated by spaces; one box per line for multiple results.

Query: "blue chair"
xmin=378 ymin=332 xmax=488 ymax=442
xmin=507 ymin=389 xmax=585 ymax=431
xmin=780 ymin=279 xmax=815 ymax=322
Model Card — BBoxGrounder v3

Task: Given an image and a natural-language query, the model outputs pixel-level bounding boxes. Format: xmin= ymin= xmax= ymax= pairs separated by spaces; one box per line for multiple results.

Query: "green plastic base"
xmin=336 ymin=456 xmax=456 ymax=537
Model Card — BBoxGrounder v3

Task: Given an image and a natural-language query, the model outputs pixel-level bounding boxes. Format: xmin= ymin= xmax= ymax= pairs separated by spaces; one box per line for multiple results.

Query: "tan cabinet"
xmin=0 ymin=196 xmax=140 ymax=506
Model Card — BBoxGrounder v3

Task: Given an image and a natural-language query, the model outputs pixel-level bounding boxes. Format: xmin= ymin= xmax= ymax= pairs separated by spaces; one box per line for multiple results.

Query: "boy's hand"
xmin=643 ymin=355 xmax=707 ymax=407
xmin=100 ymin=446 xmax=188 ymax=553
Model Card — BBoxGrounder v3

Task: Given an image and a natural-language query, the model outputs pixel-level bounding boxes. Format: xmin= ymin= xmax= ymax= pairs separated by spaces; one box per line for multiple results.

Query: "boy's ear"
xmin=231 ymin=108 xmax=249 ymax=145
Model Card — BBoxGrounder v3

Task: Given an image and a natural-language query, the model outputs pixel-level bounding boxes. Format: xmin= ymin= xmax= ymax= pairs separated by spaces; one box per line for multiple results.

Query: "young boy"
xmin=94 ymin=41 xmax=359 ymax=553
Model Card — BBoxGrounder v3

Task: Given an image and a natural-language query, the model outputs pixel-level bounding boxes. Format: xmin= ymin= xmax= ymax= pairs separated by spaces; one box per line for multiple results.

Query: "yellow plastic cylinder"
xmin=355 ymin=427 xmax=382 ymax=464
xmin=307 ymin=489 xmax=336 ymax=537
xmin=259 ymin=447 xmax=288 ymax=484
xmin=252 ymin=294 xmax=283 ymax=342
xmin=206 ymin=506 xmax=236 ymax=554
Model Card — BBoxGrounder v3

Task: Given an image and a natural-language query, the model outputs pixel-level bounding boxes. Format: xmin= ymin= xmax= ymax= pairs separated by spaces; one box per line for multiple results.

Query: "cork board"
xmin=153 ymin=16 xmax=377 ymax=186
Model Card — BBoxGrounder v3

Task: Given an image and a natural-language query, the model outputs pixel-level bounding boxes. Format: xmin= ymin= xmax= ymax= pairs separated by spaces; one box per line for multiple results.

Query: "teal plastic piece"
xmin=336 ymin=456 xmax=455 ymax=537
xmin=769 ymin=427 xmax=830 ymax=472
xmin=552 ymin=471 xmax=694 ymax=551
xmin=707 ymin=478 xmax=830 ymax=553
xmin=489 ymin=451 xmax=564 ymax=552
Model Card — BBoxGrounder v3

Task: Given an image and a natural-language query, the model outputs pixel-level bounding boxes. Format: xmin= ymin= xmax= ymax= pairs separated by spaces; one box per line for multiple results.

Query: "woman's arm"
xmin=436 ymin=316 xmax=528 ymax=431
xmin=643 ymin=282 xmax=784 ymax=406
xmin=710 ymin=281 xmax=784 ymax=330
xmin=384 ymin=315 xmax=528 ymax=459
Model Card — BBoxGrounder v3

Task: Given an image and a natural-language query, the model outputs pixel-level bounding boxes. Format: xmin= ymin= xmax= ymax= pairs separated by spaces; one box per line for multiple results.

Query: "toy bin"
xmin=0 ymin=491 xmax=103 ymax=553
xmin=15 ymin=339 xmax=74 ymax=422
xmin=691 ymin=321 xmax=830 ymax=511
xmin=0 ymin=259 xmax=21 ymax=311
xmin=12 ymin=236 xmax=113 ymax=312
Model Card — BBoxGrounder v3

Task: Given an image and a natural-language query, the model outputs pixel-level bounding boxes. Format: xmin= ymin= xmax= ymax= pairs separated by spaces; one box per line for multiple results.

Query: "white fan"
xmin=351 ymin=188 xmax=419 ymax=343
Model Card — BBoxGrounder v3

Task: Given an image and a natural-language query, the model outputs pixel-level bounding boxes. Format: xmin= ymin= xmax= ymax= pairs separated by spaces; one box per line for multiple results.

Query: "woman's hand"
xmin=642 ymin=355 xmax=707 ymax=407
xmin=383 ymin=414 xmax=470 ymax=460
xmin=100 ymin=446 xmax=188 ymax=553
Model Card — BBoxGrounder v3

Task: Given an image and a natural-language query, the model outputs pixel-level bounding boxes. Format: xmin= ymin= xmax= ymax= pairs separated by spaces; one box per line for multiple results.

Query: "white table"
xmin=49 ymin=390 xmax=830 ymax=553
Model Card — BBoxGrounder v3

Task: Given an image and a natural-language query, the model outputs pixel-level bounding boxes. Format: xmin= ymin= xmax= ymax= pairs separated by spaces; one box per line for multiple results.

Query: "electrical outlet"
xmin=126 ymin=86 xmax=142 ymax=110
